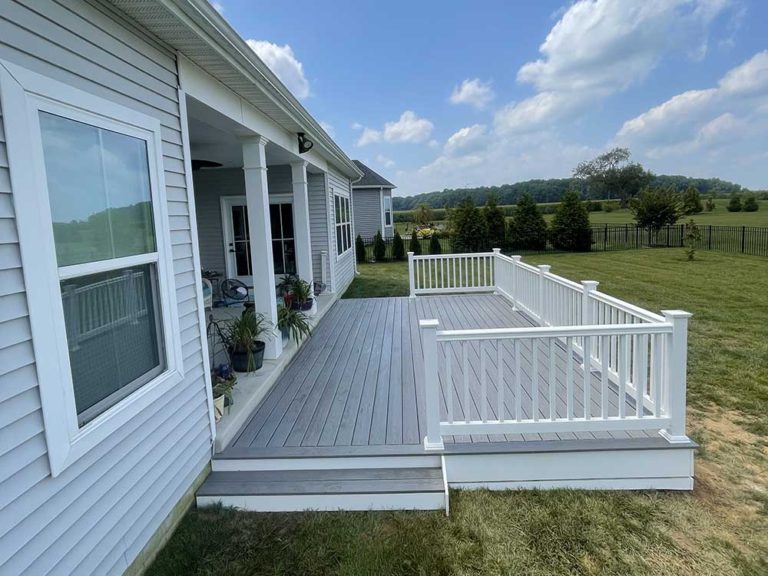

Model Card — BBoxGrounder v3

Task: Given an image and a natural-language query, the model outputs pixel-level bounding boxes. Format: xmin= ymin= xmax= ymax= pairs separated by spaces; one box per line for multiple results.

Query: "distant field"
xmin=394 ymin=198 xmax=768 ymax=234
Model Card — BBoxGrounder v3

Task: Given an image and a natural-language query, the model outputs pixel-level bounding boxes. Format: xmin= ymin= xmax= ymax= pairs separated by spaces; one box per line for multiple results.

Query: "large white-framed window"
xmin=0 ymin=60 xmax=183 ymax=476
xmin=334 ymin=193 xmax=352 ymax=256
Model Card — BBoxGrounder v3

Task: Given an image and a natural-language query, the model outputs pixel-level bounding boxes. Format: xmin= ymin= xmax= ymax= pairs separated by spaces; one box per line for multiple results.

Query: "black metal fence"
xmin=359 ymin=224 xmax=768 ymax=261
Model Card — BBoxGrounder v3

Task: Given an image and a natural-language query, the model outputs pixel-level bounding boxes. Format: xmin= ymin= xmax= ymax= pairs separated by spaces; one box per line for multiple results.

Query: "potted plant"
xmin=223 ymin=309 xmax=272 ymax=372
xmin=277 ymin=305 xmax=313 ymax=345
xmin=289 ymin=277 xmax=314 ymax=311
xmin=211 ymin=372 xmax=237 ymax=423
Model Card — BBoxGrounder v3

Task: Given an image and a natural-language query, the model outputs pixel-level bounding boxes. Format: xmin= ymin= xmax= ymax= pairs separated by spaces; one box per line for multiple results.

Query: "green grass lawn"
xmin=150 ymin=250 xmax=768 ymax=576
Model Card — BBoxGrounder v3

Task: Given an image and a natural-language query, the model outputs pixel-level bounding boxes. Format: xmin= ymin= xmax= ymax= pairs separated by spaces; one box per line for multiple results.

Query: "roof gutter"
xmin=160 ymin=0 xmax=363 ymax=180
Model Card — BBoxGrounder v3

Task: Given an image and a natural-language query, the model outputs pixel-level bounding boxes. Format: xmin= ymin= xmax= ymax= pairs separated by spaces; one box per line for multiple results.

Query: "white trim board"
xmin=197 ymin=492 xmax=445 ymax=512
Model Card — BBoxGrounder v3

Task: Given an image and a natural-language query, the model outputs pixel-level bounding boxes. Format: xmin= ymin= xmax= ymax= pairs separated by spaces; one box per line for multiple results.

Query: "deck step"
xmin=196 ymin=467 xmax=446 ymax=511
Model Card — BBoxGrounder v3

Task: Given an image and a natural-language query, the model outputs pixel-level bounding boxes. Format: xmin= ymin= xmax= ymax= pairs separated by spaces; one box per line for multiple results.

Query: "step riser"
xmin=212 ymin=455 xmax=441 ymax=472
xmin=197 ymin=492 xmax=445 ymax=512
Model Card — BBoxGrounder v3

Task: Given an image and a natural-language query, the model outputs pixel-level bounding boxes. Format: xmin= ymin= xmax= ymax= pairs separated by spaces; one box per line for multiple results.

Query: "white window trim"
xmin=0 ymin=60 xmax=183 ymax=477
xmin=334 ymin=191 xmax=353 ymax=260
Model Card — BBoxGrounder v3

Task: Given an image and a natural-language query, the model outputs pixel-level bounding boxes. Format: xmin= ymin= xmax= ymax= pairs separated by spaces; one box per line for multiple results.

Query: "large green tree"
xmin=681 ymin=185 xmax=703 ymax=215
xmin=450 ymin=197 xmax=488 ymax=253
xmin=483 ymin=194 xmax=507 ymax=250
xmin=630 ymin=187 xmax=680 ymax=235
xmin=572 ymin=147 xmax=652 ymax=206
xmin=550 ymin=191 xmax=592 ymax=252
xmin=508 ymin=193 xmax=548 ymax=251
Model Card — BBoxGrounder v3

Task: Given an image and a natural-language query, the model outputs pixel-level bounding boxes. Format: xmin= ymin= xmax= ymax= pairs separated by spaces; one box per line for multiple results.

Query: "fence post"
xmin=661 ymin=310 xmax=692 ymax=443
xmin=408 ymin=251 xmax=416 ymax=298
xmin=679 ymin=225 xmax=684 ymax=247
xmin=492 ymin=248 xmax=501 ymax=293
xmin=510 ymin=255 xmax=521 ymax=310
xmin=537 ymin=264 xmax=551 ymax=325
xmin=420 ymin=319 xmax=445 ymax=451
xmin=708 ymin=226 xmax=712 ymax=250
xmin=580 ymin=281 xmax=599 ymax=369
xmin=741 ymin=226 xmax=746 ymax=253
xmin=603 ymin=224 xmax=608 ymax=250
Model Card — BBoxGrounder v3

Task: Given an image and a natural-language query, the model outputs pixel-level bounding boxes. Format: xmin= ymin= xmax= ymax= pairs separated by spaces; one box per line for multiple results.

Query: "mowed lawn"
xmin=149 ymin=250 xmax=768 ymax=576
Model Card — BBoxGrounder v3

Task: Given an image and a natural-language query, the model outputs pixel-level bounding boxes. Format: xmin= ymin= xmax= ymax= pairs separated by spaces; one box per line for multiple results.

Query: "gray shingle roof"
xmin=352 ymin=160 xmax=396 ymax=189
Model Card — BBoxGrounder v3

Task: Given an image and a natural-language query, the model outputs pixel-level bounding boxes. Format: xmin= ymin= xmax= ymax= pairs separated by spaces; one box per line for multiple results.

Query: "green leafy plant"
xmin=212 ymin=373 xmax=237 ymax=403
xmin=681 ymin=185 xmax=703 ymax=215
xmin=277 ymin=305 xmax=312 ymax=345
xmin=373 ymin=230 xmax=386 ymax=262
xmin=743 ymin=193 xmax=759 ymax=212
xmin=508 ymin=193 xmax=548 ymax=251
xmin=392 ymin=230 xmax=406 ymax=261
xmin=705 ymin=194 xmax=716 ymax=212
xmin=222 ymin=309 xmax=272 ymax=372
xmin=290 ymin=277 xmax=313 ymax=307
xmin=409 ymin=230 xmax=422 ymax=255
xmin=684 ymin=219 xmax=701 ymax=261
xmin=355 ymin=234 xmax=366 ymax=263
xmin=429 ymin=234 xmax=442 ymax=255
xmin=630 ymin=187 xmax=680 ymax=238
xmin=550 ymin=190 xmax=592 ymax=252
xmin=727 ymin=193 xmax=742 ymax=212
xmin=483 ymin=194 xmax=507 ymax=250
xmin=450 ymin=197 xmax=488 ymax=253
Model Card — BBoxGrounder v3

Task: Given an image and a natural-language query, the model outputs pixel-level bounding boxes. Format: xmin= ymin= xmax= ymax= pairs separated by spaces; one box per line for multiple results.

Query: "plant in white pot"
xmin=223 ymin=309 xmax=272 ymax=372
xmin=212 ymin=373 xmax=236 ymax=422
xmin=277 ymin=305 xmax=312 ymax=345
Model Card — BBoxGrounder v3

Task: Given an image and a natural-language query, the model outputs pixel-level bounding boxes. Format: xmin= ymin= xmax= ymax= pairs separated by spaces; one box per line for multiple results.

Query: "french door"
xmin=221 ymin=196 xmax=296 ymax=284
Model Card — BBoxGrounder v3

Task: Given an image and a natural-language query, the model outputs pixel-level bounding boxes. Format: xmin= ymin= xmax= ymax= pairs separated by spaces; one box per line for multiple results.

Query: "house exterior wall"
xmin=327 ymin=168 xmax=356 ymax=294
xmin=0 ymin=1 xmax=211 ymax=575
xmin=308 ymin=172 xmax=329 ymax=287
xmin=352 ymin=187 xmax=393 ymax=239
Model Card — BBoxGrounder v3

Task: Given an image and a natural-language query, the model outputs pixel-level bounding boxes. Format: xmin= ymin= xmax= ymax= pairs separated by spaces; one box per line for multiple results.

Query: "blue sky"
xmin=214 ymin=0 xmax=767 ymax=195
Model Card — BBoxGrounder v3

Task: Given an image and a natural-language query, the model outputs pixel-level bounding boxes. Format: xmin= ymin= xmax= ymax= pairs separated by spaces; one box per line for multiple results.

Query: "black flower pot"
xmin=229 ymin=340 xmax=266 ymax=372
xmin=290 ymin=298 xmax=314 ymax=312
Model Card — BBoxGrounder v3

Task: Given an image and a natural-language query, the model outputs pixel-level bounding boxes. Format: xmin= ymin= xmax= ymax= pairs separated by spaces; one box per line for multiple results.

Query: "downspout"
xmin=351 ymin=175 xmax=362 ymax=275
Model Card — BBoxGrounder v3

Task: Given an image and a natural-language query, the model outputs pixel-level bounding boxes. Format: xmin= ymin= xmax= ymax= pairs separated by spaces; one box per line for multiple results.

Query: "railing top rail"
xmin=411 ymin=251 xmax=495 ymax=259
xmin=543 ymin=270 xmax=582 ymax=291
xmin=435 ymin=321 xmax=672 ymax=342
xmin=590 ymin=291 xmax=666 ymax=323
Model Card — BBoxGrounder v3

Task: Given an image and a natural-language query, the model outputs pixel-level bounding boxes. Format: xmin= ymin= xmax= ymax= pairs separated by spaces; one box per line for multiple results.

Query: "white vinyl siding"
xmin=352 ymin=188 xmax=386 ymax=238
xmin=308 ymin=172 xmax=329 ymax=286
xmin=0 ymin=1 xmax=210 ymax=575
xmin=327 ymin=169 xmax=355 ymax=293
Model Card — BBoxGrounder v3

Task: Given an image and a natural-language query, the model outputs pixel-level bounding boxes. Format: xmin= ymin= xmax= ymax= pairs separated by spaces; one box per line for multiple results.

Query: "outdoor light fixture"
xmin=297 ymin=132 xmax=314 ymax=154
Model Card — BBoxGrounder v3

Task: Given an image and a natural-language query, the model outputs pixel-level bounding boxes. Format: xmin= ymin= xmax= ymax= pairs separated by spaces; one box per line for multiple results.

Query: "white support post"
xmin=320 ymin=250 xmax=328 ymax=289
xmin=510 ymin=255 xmax=521 ymax=309
xmin=420 ymin=319 xmax=444 ymax=451
xmin=408 ymin=252 xmax=416 ymax=298
xmin=492 ymin=248 xmax=501 ymax=293
xmin=242 ymin=136 xmax=282 ymax=359
xmin=581 ymin=281 xmax=599 ymax=370
xmin=537 ymin=264 xmax=551 ymax=326
xmin=290 ymin=161 xmax=314 ymax=293
xmin=660 ymin=310 xmax=692 ymax=443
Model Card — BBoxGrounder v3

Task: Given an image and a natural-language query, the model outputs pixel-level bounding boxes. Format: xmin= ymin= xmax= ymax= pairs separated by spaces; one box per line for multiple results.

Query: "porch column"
xmin=290 ymin=161 xmax=314 ymax=290
xmin=242 ymin=136 xmax=282 ymax=359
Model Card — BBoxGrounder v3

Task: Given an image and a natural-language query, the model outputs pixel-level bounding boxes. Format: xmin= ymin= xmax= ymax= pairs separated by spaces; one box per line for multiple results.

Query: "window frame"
xmin=0 ymin=60 xmax=183 ymax=476
xmin=383 ymin=193 xmax=392 ymax=227
xmin=334 ymin=192 xmax=352 ymax=257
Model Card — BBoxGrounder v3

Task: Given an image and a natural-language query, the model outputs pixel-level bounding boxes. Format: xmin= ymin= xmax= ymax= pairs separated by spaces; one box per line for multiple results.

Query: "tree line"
xmin=393 ymin=149 xmax=752 ymax=211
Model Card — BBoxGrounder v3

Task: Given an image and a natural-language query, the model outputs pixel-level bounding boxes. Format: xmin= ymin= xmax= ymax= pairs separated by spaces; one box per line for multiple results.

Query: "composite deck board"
xmin=231 ymin=295 xmax=656 ymax=451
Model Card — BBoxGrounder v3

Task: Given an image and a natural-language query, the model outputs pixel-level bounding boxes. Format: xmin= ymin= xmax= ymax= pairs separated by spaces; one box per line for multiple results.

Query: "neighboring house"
xmin=0 ymin=1 xmax=361 ymax=574
xmin=352 ymin=159 xmax=396 ymax=239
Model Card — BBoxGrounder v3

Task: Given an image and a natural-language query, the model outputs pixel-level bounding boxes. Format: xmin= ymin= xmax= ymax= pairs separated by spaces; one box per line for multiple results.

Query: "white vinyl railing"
xmin=413 ymin=250 xmax=691 ymax=450
xmin=408 ymin=251 xmax=496 ymax=295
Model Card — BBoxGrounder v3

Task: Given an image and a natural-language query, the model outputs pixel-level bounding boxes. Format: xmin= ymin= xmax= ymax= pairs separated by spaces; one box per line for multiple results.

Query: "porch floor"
xmin=225 ymin=294 xmax=659 ymax=455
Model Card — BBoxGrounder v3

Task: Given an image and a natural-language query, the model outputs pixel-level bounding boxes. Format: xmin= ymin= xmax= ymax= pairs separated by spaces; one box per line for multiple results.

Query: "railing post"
xmin=537 ymin=264 xmax=551 ymax=325
xmin=407 ymin=251 xmax=415 ymax=298
xmin=581 ymin=281 xmax=599 ymax=369
xmin=420 ymin=319 xmax=444 ymax=451
xmin=492 ymin=248 xmax=501 ymax=293
xmin=510 ymin=255 xmax=521 ymax=309
xmin=660 ymin=310 xmax=692 ymax=443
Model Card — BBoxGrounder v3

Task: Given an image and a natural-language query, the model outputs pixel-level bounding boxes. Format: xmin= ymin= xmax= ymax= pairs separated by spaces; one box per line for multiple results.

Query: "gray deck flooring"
xmin=230 ymin=295 xmax=655 ymax=453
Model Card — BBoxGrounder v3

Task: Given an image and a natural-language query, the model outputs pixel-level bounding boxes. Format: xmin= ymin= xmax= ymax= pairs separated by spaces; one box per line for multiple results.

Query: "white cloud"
xmin=246 ymin=40 xmax=310 ymax=99
xmin=428 ymin=139 xmax=440 ymax=149
xmin=444 ymin=124 xmax=487 ymax=154
xmin=375 ymin=154 xmax=395 ymax=168
xmin=355 ymin=111 xmax=434 ymax=147
xmin=495 ymin=0 xmax=735 ymax=135
xmin=615 ymin=51 xmax=768 ymax=184
xmin=450 ymin=79 xmax=495 ymax=109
